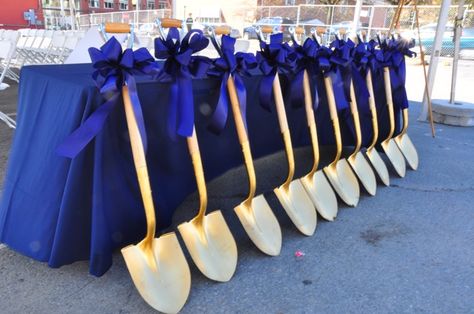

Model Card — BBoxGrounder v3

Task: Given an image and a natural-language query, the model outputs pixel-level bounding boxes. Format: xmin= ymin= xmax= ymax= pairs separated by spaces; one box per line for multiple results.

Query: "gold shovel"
xmin=364 ymin=68 xmax=390 ymax=186
xmin=381 ymin=67 xmax=406 ymax=177
xmin=300 ymin=70 xmax=338 ymax=221
xmin=227 ymin=76 xmax=283 ymax=256
xmin=120 ymin=86 xmax=191 ymax=314
xmin=322 ymin=75 xmax=360 ymax=207
xmin=394 ymin=108 xmax=419 ymax=170
xmin=177 ymin=127 xmax=238 ymax=282
xmin=272 ymin=73 xmax=318 ymax=236
xmin=346 ymin=80 xmax=378 ymax=196
xmin=210 ymin=26 xmax=282 ymax=256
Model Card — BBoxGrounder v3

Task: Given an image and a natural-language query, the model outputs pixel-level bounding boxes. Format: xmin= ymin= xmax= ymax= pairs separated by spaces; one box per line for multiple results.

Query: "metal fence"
xmin=77 ymin=9 xmax=172 ymax=30
xmin=76 ymin=5 xmax=474 ymax=57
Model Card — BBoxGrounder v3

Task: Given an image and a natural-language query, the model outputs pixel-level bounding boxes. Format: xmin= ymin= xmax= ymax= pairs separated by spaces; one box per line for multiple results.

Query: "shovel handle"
xmin=227 ymin=75 xmax=257 ymax=201
xmin=323 ymin=75 xmax=342 ymax=164
xmin=349 ymin=80 xmax=362 ymax=155
xmin=214 ymin=26 xmax=231 ymax=35
xmin=365 ymin=69 xmax=379 ymax=151
xmin=273 ymin=74 xmax=295 ymax=187
xmin=105 ymin=22 xmax=131 ymax=33
xmin=303 ymin=70 xmax=320 ymax=174
xmin=186 ymin=128 xmax=208 ymax=221
xmin=383 ymin=67 xmax=396 ymax=141
xmin=160 ymin=18 xmax=183 ymax=28
xmin=122 ymin=86 xmax=156 ymax=244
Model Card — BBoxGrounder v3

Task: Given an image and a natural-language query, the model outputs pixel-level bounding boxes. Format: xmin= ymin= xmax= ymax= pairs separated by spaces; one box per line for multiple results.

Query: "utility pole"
xmin=419 ymin=0 xmax=452 ymax=121
xmin=352 ymin=0 xmax=363 ymax=34
xmin=450 ymin=0 xmax=465 ymax=104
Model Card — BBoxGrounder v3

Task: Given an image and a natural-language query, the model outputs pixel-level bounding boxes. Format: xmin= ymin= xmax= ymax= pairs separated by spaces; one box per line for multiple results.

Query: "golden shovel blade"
xmin=365 ymin=148 xmax=390 ymax=186
xmin=348 ymin=152 xmax=377 ymax=196
xmin=234 ymin=194 xmax=282 ymax=256
xmin=381 ymin=139 xmax=406 ymax=177
xmin=178 ymin=210 xmax=238 ymax=282
xmin=395 ymin=133 xmax=419 ymax=170
xmin=324 ymin=159 xmax=360 ymax=207
xmin=300 ymin=170 xmax=338 ymax=221
xmin=274 ymin=180 xmax=317 ymax=236
xmin=121 ymin=233 xmax=191 ymax=314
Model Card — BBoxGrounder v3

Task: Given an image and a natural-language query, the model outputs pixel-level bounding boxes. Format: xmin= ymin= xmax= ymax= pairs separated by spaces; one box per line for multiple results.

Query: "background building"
xmin=0 ymin=0 xmax=44 ymax=29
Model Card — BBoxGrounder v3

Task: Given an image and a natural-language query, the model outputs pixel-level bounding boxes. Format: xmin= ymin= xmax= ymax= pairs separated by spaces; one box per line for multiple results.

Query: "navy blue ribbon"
xmin=329 ymin=38 xmax=355 ymax=106
xmin=207 ymin=35 xmax=257 ymax=133
xmin=154 ymin=28 xmax=210 ymax=138
xmin=256 ymin=33 xmax=296 ymax=111
xmin=350 ymin=40 xmax=371 ymax=115
xmin=57 ymin=37 xmax=158 ymax=158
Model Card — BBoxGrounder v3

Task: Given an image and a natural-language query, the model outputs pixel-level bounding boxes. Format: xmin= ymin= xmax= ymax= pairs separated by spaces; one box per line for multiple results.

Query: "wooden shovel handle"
xmin=295 ymin=26 xmax=305 ymax=35
xmin=272 ymin=74 xmax=295 ymax=187
xmin=261 ymin=25 xmax=274 ymax=34
xmin=323 ymin=75 xmax=342 ymax=164
xmin=122 ymin=86 xmax=156 ymax=244
xmin=272 ymin=74 xmax=289 ymax=133
xmin=214 ymin=26 xmax=231 ymax=35
xmin=383 ymin=67 xmax=396 ymax=141
xmin=303 ymin=70 xmax=320 ymax=174
xmin=227 ymin=75 xmax=257 ymax=201
xmin=161 ymin=18 xmax=183 ymax=28
xmin=186 ymin=128 xmax=208 ymax=221
xmin=105 ymin=22 xmax=131 ymax=33
xmin=349 ymin=81 xmax=362 ymax=154
xmin=365 ymin=68 xmax=379 ymax=151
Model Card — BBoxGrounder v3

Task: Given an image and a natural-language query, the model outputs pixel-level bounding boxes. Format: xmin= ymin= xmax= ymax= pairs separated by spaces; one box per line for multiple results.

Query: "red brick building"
xmin=0 ymin=0 xmax=44 ymax=29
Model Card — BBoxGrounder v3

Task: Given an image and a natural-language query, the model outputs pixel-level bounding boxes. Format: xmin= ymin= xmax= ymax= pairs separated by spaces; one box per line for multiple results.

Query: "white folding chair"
xmin=0 ymin=30 xmax=19 ymax=128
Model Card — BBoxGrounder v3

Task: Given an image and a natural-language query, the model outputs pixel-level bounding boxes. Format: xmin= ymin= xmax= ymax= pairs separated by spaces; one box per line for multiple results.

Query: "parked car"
xmin=299 ymin=18 xmax=325 ymax=35
xmin=416 ymin=24 xmax=474 ymax=56
xmin=243 ymin=17 xmax=295 ymax=40
xmin=328 ymin=20 xmax=353 ymax=35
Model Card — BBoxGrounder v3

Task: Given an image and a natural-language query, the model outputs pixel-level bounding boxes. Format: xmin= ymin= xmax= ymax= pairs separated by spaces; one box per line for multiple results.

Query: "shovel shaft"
xmin=323 ymin=75 xmax=342 ymax=165
xmin=396 ymin=109 xmax=409 ymax=138
xmin=122 ymin=86 xmax=156 ymax=245
xmin=349 ymin=81 xmax=362 ymax=157
xmin=302 ymin=70 xmax=320 ymax=175
xmin=227 ymin=75 xmax=257 ymax=203
xmin=383 ymin=67 xmax=396 ymax=142
xmin=272 ymin=74 xmax=295 ymax=188
xmin=187 ymin=128 xmax=208 ymax=222
xmin=366 ymin=69 xmax=379 ymax=151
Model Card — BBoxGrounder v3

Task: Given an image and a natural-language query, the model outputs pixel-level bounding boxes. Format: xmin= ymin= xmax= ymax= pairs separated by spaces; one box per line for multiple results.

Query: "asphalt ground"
xmin=0 ymin=66 xmax=473 ymax=313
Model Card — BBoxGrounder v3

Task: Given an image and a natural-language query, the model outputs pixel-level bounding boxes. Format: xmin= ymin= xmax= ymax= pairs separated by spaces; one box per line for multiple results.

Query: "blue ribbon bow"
xmin=207 ymin=35 xmax=257 ymax=133
xmin=256 ymin=33 xmax=297 ymax=111
xmin=154 ymin=28 xmax=210 ymax=138
xmin=350 ymin=40 xmax=372 ymax=115
xmin=57 ymin=37 xmax=158 ymax=158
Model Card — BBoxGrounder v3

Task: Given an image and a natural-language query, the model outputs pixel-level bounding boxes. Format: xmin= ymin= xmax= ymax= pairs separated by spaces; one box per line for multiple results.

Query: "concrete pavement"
xmin=0 ymin=69 xmax=473 ymax=313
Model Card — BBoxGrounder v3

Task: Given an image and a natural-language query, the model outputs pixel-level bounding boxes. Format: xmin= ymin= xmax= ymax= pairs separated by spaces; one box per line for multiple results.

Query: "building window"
xmin=89 ymin=0 xmax=99 ymax=8
xmin=147 ymin=0 xmax=155 ymax=9
xmin=104 ymin=0 xmax=114 ymax=9
xmin=306 ymin=0 xmax=316 ymax=4
xmin=158 ymin=0 xmax=167 ymax=9
xmin=119 ymin=0 xmax=128 ymax=10
xmin=285 ymin=0 xmax=296 ymax=5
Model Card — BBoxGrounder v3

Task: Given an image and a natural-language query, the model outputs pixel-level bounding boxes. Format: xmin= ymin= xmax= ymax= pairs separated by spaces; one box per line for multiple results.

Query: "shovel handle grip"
xmin=294 ymin=26 xmax=305 ymax=35
xmin=383 ymin=67 xmax=396 ymax=141
xmin=323 ymin=75 xmax=342 ymax=164
xmin=261 ymin=25 xmax=274 ymax=34
xmin=365 ymin=69 xmax=379 ymax=151
xmin=105 ymin=22 xmax=131 ymax=33
xmin=122 ymin=86 xmax=156 ymax=243
xmin=161 ymin=18 xmax=183 ymax=28
xmin=214 ymin=26 xmax=231 ymax=35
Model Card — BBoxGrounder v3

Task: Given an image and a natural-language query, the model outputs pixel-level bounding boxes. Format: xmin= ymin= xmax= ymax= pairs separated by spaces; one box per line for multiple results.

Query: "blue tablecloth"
xmin=0 ymin=63 xmax=401 ymax=276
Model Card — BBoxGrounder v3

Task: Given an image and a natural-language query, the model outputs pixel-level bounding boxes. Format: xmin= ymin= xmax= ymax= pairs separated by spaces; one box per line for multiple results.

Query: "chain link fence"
xmin=76 ymin=5 xmax=474 ymax=57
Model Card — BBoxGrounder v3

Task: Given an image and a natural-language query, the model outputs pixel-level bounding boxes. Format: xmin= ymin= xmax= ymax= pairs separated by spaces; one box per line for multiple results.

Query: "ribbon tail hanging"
xmin=259 ymin=70 xmax=276 ymax=112
xmin=208 ymin=72 xmax=230 ymax=134
xmin=167 ymin=80 xmax=179 ymax=140
xmin=177 ymin=76 xmax=195 ymax=138
xmin=56 ymin=93 xmax=120 ymax=158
